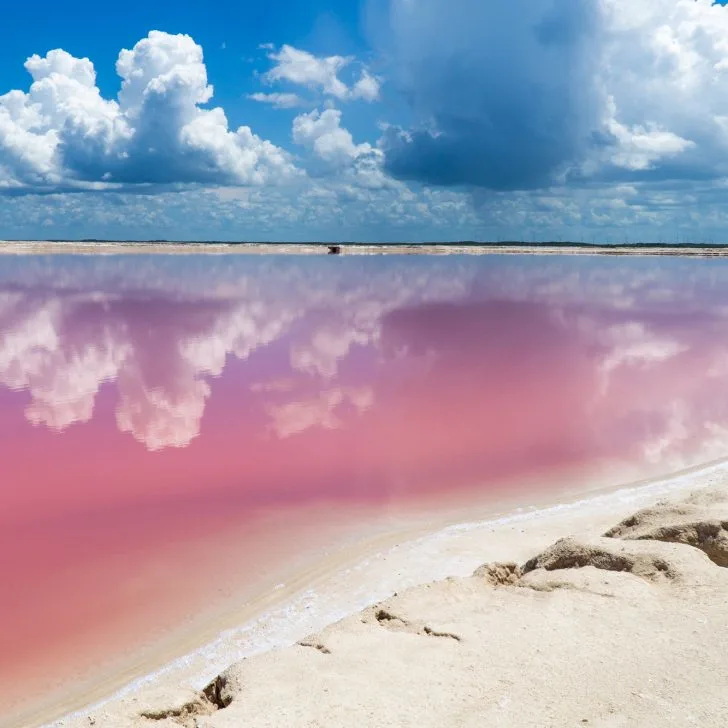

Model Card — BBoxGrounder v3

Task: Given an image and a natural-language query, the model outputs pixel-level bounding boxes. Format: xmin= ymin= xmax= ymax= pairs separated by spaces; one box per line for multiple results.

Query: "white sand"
xmin=32 ymin=460 xmax=728 ymax=728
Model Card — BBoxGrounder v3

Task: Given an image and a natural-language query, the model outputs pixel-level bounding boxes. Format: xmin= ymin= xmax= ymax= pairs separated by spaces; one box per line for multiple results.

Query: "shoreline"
xmin=3 ymin=241 xmax=728 ymax=257
xmin=34 ymin=456 xmax=728 ymax=728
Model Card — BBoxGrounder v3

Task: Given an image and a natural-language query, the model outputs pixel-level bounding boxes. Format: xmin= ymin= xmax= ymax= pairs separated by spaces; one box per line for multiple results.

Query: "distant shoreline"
xmin=3 ymin=240 xmax=728 ymax=256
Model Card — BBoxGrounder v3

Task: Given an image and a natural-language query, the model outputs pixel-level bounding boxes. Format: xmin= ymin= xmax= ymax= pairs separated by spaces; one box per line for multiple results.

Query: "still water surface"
xmin=2 ymin=253 xmax=728 ymax=718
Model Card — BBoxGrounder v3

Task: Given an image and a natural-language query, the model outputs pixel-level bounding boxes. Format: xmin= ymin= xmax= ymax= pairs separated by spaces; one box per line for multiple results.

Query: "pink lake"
xmin=3 ymin=253 xmax=728 ymax=724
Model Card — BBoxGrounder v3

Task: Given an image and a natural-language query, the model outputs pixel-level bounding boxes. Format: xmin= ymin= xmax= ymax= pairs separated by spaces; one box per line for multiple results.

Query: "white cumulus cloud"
xmin=0 ymin=31 xmax=298 ymax=192
xmin=261 ymin=45 xmax=381 ymax=103
xmin=292 ymin=108 xmax=393 ymax=189
xmin=351 ymin=70 xmax=381 ymax=102
xmin=293 ymin=108 xmax=371 ymax=166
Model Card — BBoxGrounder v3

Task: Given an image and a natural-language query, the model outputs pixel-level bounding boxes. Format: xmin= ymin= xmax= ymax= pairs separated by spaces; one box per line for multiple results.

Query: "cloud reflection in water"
xmin=1 ymin=255 xmax=728 ymax=479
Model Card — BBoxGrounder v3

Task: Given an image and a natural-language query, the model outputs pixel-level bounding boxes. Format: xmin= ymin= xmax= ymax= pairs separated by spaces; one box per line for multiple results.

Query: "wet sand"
xmin=14 ymin=458 xmax=728 ymax=728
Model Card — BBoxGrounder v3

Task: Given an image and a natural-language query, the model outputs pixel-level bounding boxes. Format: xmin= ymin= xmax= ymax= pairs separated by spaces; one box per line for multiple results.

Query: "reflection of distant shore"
xmin=3 ymin=241 xmax=728 ymax=256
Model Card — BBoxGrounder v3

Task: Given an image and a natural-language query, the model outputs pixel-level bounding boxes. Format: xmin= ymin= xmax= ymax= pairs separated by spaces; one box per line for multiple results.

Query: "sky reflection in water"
xmin=2 ymin=253 xmax=728 ymax=704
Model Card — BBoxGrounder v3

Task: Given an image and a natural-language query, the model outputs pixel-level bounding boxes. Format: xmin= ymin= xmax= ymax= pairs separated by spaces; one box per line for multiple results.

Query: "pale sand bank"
xmin=38 ymin=461 xmax=728 ymax=728
xmin=3 ymin=241 xmax=728 ymax=256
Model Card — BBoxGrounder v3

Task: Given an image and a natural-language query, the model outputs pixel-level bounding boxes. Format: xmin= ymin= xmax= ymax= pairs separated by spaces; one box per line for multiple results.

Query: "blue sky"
xmin=1 ymin=0 xmax=376 ymax=149
xmin=2 ymin=0 xmax=728 ymax=242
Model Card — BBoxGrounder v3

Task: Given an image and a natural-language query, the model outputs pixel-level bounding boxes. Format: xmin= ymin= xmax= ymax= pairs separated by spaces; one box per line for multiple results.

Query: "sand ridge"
xmin=55 ymin=479 xmax=728 ymax=727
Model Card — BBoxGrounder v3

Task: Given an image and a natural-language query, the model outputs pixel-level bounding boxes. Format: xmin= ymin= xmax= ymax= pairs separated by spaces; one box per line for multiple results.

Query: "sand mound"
xmin=518 ymin=564 xmax=654 ymax=599
xmin=521 ymin=534 xmax=716 ymax=583
xmin=604 ymin=489 xmax=728 ymax=567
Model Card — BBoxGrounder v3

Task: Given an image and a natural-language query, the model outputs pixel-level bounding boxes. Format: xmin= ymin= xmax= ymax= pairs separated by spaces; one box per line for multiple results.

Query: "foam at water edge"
xmin=45 ymin=459 xmax=728 ymax=726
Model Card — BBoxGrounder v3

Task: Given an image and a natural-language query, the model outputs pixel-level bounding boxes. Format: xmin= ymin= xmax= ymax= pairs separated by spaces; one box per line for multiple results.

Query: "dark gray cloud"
xmin=376 ymin=0 xmax=605 ymax=190
xmin=374 ymin=0 xmax=728 ymax=193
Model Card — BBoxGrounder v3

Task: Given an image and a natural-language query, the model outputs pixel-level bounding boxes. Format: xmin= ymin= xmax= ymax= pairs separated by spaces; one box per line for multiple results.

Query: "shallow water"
xmin=3 ymin=253 xmax=728 ymax=718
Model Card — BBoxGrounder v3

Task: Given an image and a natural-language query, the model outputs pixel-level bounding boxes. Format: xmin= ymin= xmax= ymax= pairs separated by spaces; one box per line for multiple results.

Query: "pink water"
xmin=2 ymin=253 xmax=728 ymax=721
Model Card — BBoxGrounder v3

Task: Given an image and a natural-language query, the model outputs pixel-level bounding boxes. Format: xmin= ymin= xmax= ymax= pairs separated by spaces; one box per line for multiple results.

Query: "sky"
xmin=3 ymin=0 xmax=728 ymax=242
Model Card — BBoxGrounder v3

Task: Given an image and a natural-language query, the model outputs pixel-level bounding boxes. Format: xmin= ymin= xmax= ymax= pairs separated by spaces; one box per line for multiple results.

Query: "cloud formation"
xmin=6 ymin=254 xmax=728 ymax=475
xmin=4 ymin=3 xmax=728 ymax=236
xmin=376 ymin=0 xmax=603 ymax=189
xmin=0 ymin=31 xmax=297 ymax=192
xmin=594 ymin=0 xmax=728 ymax=183
xmin=247 ymin=92 xmax=306 ymax=109
xmin=291 ymin=108 xmax=390 ymax=189
xmin=266 ymin=387 xmax=373 ymax=438
xmin=259 ymin=45 xmax=381 ymax=103
xmin=0 ymin=291 xmax=297 ymax=450
xmin=0 ymin=258 xmax=471 ymax=449
xmin=375 ymin=0 xmax=728 ymax=191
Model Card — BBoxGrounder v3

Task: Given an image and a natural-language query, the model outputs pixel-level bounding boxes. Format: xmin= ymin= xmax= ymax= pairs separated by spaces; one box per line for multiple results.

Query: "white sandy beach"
xmin=27 ymin=460 xmax=728 ymax=728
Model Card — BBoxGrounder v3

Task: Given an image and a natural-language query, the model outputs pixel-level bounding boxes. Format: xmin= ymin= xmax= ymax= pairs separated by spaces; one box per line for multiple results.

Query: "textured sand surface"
xmin=52 ymin=474 xmax=728 ymax=728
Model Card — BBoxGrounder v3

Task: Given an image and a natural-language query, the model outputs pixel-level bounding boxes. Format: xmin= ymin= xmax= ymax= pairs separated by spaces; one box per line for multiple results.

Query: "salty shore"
xmin=27 ymin=459 xmax=728 ymax=728
xmin=3 ymin=240 xmax=728 ymax=257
